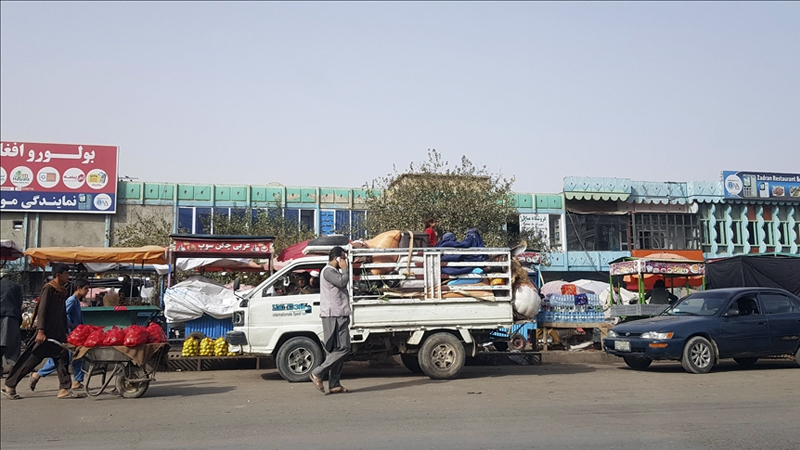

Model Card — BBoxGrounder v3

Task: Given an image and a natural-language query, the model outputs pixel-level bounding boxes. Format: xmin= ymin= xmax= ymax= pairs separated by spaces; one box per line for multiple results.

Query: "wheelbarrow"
xmin=75 ymin=344 xmax=170 ymax=398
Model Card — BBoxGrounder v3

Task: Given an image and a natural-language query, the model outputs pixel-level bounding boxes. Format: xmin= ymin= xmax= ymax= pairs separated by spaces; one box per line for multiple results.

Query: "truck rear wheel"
xmin=400 ymin=353 xmax=423 ymax=374
xmin=275 ymin=336 xmax=323 ymax=382
xmin=418 ymin=332 xmax=466 ymax=380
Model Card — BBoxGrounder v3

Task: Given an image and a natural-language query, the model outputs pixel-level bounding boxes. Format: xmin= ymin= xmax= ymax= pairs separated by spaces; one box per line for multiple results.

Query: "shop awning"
xmin=1 ymin=240 xmax=24 ymax=261
xmin=564 ymin=192 xmax=630 ymax=201
xmin=24 ymin=246 xmax=168 ymax=268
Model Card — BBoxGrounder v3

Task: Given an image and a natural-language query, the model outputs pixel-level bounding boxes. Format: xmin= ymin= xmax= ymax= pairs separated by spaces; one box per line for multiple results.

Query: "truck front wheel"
xmin=418 ymin=332 xmax=466 ymax=380
xmin=275 ymin=336 xmax=323 ymax=382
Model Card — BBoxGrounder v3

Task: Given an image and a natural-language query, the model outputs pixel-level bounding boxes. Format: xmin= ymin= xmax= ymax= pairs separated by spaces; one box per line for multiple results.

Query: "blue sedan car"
xmin=604 ymin=288 xmax=800 ymax=373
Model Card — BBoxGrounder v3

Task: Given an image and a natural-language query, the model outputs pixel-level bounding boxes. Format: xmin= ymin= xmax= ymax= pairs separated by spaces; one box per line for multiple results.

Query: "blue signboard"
xmin=722 ymin=171 xmax=800 ymax=200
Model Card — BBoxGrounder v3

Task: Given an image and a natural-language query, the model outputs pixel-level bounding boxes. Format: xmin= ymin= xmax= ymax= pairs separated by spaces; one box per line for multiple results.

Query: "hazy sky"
xmin=2 ymin=2 xmax=798 ymax=194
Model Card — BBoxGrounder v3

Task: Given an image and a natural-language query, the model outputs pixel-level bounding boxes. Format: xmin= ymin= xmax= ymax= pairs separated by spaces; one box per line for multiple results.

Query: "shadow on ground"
xmin=137 ymin=381 xmax=236 ymax=399
xmin=258 ymin=359 xmax=598 ymax=385
xmin=615 ymin=359 xmax=798 ymax=374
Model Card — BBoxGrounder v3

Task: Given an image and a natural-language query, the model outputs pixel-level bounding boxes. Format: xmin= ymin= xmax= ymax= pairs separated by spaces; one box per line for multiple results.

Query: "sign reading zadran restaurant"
xmin=722 ymin=170 xmax=800 ymax=201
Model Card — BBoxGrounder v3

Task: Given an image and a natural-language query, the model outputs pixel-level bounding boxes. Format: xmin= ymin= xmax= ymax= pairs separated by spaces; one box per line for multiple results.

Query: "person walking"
xmin=309 ymin=247 xmax=352 ymax=395
xmin=3 ymin=264 xmax=84 ymax=399
xmin=29 ymin=278 xmax=89 ymax=391
xmin=1 ymin=268 xmax=24 ymax=371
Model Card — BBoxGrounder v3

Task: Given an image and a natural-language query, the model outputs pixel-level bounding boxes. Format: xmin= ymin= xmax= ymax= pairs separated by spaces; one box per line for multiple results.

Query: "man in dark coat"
xmin=3 ymin=264 xmax=83 ymax=399
xmin=1 ymin=268 xmax=23 ymax=369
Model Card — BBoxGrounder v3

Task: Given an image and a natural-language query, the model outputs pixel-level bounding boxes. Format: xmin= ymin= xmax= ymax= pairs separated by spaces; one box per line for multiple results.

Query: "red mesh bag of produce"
xmin=102 ymin=326 xmax=125 ymax=346
xmin=83 ymin=328 xmax=107 ymax=348
xmin=123 ymin=325 xmax=149 ymax=347
xmin=67 ymin=324 xmax=93 ymax=346
xmin=145 ymin=323 xmax=167 ymax=344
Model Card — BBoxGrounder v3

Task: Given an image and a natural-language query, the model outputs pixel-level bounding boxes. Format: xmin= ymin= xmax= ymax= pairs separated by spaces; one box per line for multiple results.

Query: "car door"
xmin=247 ymin=262 xmax=324 ymax=354
xmin=718 ymin=294 xmax=771 ymax=357
xmin=757 ymin=292 xmax=800 ymax=355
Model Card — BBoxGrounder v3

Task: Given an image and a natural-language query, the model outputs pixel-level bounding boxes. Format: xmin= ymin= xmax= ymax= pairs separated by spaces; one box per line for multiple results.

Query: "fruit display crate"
xmin=168 ymin=353 xmax=272 ymax=372
xmin=182 ymin=315 xmax=233 ymax=339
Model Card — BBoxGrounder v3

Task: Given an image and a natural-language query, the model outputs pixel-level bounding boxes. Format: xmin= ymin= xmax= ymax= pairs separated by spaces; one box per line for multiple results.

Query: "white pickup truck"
xmin=226 ymin=246 xmax=529 ymax=381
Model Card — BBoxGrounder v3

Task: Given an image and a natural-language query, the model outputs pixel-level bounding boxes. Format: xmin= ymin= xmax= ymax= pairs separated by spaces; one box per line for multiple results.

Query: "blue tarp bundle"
xmin=437 ymin=228 xmax=488 ymax=275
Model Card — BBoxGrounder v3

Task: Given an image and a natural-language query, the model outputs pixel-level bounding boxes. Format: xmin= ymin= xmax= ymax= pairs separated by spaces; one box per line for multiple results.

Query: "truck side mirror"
xmin=233 ymin=277 xmax=241 ymax=292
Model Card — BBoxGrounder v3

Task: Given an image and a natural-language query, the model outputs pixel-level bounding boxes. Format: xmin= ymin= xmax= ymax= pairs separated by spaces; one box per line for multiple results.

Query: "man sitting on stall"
xmin=119 ymin=275 xmax=140 ymax=302
xmin=645 ymin=279 xmax=678 ymax=305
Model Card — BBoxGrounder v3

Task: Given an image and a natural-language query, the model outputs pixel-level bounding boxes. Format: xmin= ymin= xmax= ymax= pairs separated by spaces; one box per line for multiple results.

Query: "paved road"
xmin=2 ymin=358 xmax=798 ymax=450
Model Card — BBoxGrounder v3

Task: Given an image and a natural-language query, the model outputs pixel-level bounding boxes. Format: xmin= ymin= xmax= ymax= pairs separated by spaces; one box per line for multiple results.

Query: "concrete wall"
xmin=38 ymin=213 xmax=107 ymax=247
xmin=0 ymin=211 xmax=27 ymax=250
xmin=0 ymin=204 xmax=175 ymax=250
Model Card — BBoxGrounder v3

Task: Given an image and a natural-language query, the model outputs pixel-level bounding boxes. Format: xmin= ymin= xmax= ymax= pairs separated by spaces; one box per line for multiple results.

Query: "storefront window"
xmin=196 ymin=208 xmax=212 ymax=234
xmin=566 ymin=214 xmax=629 ymax=252
xmin=633 ymin=213 xmax=700 ymax=250
xmin=178 ymin=207 xmax=194 ymax=234
xmin=352 ymin=210 xmax=366 ymax=239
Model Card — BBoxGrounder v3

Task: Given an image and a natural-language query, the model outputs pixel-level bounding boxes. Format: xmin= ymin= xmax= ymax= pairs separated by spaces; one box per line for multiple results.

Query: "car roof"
xmin=700 ymin=287 xmax=794 ymax=296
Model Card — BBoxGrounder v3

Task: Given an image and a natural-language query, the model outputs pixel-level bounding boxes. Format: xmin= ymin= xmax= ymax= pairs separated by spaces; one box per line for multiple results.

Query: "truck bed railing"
xmin=349 ymin=247 xmax=513 ymax=302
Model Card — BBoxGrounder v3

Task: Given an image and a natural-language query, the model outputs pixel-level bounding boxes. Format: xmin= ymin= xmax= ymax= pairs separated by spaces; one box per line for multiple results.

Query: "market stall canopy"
xmin=274 ymin=239 xmax=312 ymax=271
xmin=609 ymin=255 xmax=705 ymax=290
xmin=24 ymin=246 xmax=168 ymax=268
xmin=1 ymin=240 xmax=24 ymax=261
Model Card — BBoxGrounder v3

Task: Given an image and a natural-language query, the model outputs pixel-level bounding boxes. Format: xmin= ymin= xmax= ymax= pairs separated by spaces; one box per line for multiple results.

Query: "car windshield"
xmin=663 ymin=292 xmax=729 ymax=317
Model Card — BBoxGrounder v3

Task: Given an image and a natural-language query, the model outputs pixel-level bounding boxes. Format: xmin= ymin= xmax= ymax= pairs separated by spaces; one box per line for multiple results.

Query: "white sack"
xmin=163 ymin=276 xmax=240 ymax=323
xmin=513 ymin=284 xmax=542 ymax=318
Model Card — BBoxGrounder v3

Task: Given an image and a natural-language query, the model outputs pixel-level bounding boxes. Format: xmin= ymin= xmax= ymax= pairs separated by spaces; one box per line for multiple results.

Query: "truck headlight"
xmin=641 ymin=331 xmax=673 ymax=340
xmin=607 ymin=330 xmax=617 ymax=338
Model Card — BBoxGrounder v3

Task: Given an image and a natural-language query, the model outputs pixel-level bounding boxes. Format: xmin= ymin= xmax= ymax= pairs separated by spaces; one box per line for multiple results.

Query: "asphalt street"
xmin=2 ymin=358 xmax=798 ymax=450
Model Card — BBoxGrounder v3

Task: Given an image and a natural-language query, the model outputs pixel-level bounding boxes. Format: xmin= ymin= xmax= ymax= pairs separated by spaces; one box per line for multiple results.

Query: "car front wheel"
xmin=681 ymin=336 xmax=715 ymax=374
xmin=623 ymin=356 xmax=652 ymax=370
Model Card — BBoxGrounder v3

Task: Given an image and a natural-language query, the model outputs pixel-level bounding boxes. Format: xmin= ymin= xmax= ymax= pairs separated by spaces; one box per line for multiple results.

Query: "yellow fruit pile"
xmin=199 ymin=337 xmax=215 ymax=356
xmin=181 ymin=337 xmax=200 ymax=356
xmin=214 ymin=337 xmax=231 ymax=356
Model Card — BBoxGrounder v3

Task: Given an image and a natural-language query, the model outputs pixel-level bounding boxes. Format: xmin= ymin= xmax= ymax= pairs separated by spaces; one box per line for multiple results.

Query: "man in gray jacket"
xmin=310 ymin=246 xmax=351 ymax=394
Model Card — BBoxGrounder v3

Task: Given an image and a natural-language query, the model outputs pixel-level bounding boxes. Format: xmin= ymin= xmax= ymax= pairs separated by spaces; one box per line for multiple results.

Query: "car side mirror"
xmin=725 ymin=309 xmax=740 ymax=318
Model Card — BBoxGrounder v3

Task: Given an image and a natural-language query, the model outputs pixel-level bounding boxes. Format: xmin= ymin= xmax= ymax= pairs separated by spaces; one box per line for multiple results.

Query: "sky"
xmin=2 ymin=2 xmax=799 ymax=194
